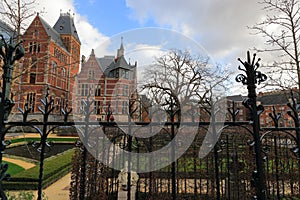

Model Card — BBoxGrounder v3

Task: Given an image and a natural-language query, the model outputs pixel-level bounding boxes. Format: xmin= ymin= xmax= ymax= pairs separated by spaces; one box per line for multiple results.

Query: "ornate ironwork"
xmin=236 ymin=51 xmax=267 ymax=87
xmin=0 ymin=42 xmax=300 ymax=200
xmin=227 ymin=101 xmax=240 ymax=122
xmin=236 ymin=51 xmax=267 ymax=200
xmin=78 ymin=93 xmax=94 ymax=200
xmin=0 ymin=34 xmax=24 ymax=199
xmin=286 ymin=91 xmax=300 ymax=159
xmin=268 ymin=106 xmax=281 ymax=128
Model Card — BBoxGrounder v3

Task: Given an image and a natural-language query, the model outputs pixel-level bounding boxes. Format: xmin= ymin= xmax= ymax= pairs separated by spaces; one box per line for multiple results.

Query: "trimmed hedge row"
xmin=3 ymin=148 xmax=75 ymax=190
xmin=9 ymin=137 xmax=78 ymax=144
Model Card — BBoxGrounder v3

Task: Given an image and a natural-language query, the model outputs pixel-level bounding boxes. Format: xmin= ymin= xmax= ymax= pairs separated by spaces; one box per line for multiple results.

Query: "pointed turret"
xmin=91 ymin=49 xmax=95 ymax=57
xmin=52 ymin=11 xmax=81 ymax=76
xmin=53 ymin=12 xmax=80 ymax=44
xmin=117 ymin=37 xmax=124 ymax=58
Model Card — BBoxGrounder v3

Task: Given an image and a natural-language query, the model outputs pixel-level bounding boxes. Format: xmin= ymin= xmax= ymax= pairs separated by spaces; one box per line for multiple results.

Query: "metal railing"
xmin=0 ymin=34 xmax=299 ymax=200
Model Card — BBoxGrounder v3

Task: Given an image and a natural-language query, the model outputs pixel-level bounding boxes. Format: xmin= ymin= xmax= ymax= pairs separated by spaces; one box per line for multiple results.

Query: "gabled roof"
xmin=97 ymin=56 xmax=115 ymax=72
xmin=53 ymin=13 xmax=81 ymax=44
xmin=38 ymin=15 xmax=67 ymax=50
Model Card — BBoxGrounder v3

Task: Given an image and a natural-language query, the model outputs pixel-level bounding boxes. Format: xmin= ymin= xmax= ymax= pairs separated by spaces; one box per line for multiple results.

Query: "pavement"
xmin=2 ymin=157 xmax=35 ymax=169
xmin=43 ymin=173 xmax=71 ymax=200
xmin=7 ymin=173 xmax=71 ymax=200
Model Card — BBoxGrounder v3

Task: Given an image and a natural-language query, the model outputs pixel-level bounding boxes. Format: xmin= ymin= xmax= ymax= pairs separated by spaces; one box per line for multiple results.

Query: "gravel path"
xmin=2 ymin=157 xmax=35 ymax=169
xmin=43 ymin=173 xmax=71 ymax=200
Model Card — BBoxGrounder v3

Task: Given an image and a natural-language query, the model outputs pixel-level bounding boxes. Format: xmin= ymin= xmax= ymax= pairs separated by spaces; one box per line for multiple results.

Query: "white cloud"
xmin=125 ymin=0 xmax=278 ymax=95
xmin=126 ymin=43 xmax=164 ymax=66
xmin=125 ymin=0 xmax=266 ymax=63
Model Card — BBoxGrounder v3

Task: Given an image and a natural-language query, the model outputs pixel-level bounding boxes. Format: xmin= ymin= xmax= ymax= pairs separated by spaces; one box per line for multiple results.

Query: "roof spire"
xmin=91 ymin=49 xmax=95 ymax=56
xmin=120 ymin=36 xmax=124 ymax=49
xmin=117 ymin=37 xmax=124 ymax=58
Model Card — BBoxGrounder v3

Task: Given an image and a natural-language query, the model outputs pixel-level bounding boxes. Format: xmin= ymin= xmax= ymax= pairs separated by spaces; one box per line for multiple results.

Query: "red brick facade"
xmin=75 ymin=45 xmax=139 ymax=122
xmin=12 ymin=13 xmax=80 ymax=114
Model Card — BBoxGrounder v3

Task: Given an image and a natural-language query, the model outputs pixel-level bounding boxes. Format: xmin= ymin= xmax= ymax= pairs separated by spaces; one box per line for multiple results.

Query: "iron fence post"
xmin=286 ymin=91 xmax=300 ymax=195
xmin=287 ymin=91 xmax=300 ymax=157
xmin=34 ymin=86 xmax=55 ymax=200
xmin=166 ymin=97 xmax=180 ymax=200
xmin=211 ymin=103 xmax=221 ymax=200
xmin=0 ymin=35 xmax=24 ymax=199
xmin=236 ymin=51 xmax=267 ymax=200
xmin=79 ymin=95 xmax=94 ymax=200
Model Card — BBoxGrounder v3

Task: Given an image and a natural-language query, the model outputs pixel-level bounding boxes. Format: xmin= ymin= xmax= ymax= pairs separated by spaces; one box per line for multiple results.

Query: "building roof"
xmin=104 ymin=55 xmax=136 ymax=77
xmin=80 ymin=39 xmax=137 ymax=79
xmin=53 ymin=12 xmax=81 ymax=44
xmin=227 ymin=95 xmax=247 ymax=102
xmin=0 ymin=19 xmax=16 ymax=40
xmin=38 ymin=15 xmax=67 ymax=50
xmin=97 ymin=56 xmax=115 ymax=72
xmin=228 ymin=90 xmax=299 ymax=106
xmin=258 ymin=92 xmax=299 ymax=105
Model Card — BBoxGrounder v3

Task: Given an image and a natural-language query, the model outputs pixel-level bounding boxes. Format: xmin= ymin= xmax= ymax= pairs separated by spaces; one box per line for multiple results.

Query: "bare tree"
xmin=0 ymin=0 xmax=46 ymax=100
xmin=141 ymin=49 xmax=228 ymax=121
xmin=0 ymin=0 xmax=40 ymax=41
xmin=250 ymin=0 xmax=300 ymax=95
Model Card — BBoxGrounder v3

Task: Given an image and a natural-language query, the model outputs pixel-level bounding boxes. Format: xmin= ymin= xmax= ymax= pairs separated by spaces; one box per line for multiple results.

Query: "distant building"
xmin=12 ymin=12 xmax=81 ymax=115
xmin=227 ymin=95 xmax=251 ymax=122
xmin=227 ymin=89 xmax=299 ymax=127
xmin=258 ymin=89 xmax=299 ymax=127
xmin=75 ymin=40 xmax=141 ymax=122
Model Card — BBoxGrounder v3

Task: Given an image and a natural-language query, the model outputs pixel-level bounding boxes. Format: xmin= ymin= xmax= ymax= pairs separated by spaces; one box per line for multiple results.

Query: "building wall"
xmin=75 ymin=50 xmax=138 ymax=122
xmin=12 ymin=14 xmax=80 ymax=116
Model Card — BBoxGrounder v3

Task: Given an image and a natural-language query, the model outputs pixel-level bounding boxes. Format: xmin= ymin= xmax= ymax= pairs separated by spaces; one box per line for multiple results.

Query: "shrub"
xmin=6 ymin=191 xmax=35 ymax=200
xmin=3 ymin=148 xmax=75 ymax=190
xmin=6 ymin=191 xmax=48 ymax=200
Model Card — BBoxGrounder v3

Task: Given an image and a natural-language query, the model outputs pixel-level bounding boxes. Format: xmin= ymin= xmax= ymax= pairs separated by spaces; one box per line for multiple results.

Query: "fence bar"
xmin=0 ymin=36 xmax=24 ymax=200
xmin=236 ymin=51 xmax=267 ymax=200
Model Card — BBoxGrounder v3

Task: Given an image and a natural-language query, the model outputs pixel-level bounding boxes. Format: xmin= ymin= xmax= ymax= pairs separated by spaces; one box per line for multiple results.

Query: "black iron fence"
xmin=0 ymin=33 xmax=299 ymax=200
xmin=68 ymin=123 xmax=300 ymax=200
xmin=67 ymin=52 xmax=300 ymax=200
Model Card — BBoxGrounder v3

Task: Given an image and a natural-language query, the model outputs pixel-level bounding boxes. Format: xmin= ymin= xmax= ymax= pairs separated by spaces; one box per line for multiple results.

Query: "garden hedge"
xmin=3 ymin=148 xmax=75 ymax=190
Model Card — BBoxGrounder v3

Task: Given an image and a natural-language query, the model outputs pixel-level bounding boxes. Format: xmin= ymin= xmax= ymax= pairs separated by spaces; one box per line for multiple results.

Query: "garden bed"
xmin=5 ymin=143 xmax=75 ymax=160
xmin=3 ymin=148 xmax=75 ymax=190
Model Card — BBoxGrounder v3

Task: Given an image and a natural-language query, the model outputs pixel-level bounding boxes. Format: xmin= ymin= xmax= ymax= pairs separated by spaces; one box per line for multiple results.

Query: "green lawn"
xmin=3 ymin=161 xmax=25 ymax=176
xmin=3 ymin=148 xmax=75 ymax=190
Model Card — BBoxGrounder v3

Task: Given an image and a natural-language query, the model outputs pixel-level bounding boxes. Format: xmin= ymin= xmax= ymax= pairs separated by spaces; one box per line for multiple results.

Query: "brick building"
xmin=75 ymin=40 xmax=141 ymax=122
xmin=12 ymin=12 xmax=81 ymax=115
xmin=257 ymin=90 xmax=299 ymax=127
xmin=226 ymin=90 xmax=299 ymax=127
xmin=227 ymin=95 xmax=251 ymax=122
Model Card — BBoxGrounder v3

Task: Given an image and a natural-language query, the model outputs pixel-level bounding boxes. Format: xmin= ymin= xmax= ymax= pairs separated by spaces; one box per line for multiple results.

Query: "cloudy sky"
xmin=1 ymin=0 xmax=271 ymax=93
xmin=1 ymin=0 xmax=269 ymax=60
